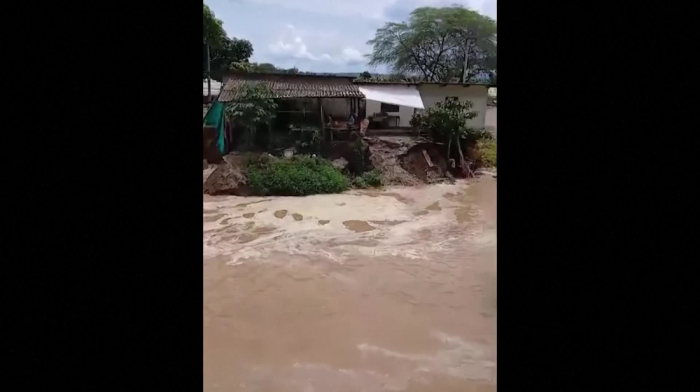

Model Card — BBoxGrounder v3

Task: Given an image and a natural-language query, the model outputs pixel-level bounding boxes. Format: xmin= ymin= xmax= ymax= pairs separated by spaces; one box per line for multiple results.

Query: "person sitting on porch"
xmin=347 ymin=111 xmax=358 ymax=128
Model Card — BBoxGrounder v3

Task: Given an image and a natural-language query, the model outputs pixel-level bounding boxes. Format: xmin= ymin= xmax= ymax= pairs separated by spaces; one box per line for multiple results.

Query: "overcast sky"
xmin=204 ymin=0 xmax=497 ymax=73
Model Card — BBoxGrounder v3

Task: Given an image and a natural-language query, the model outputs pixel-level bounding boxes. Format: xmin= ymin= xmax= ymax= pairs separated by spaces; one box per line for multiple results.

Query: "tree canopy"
xmin=367 ymin=6 xmax=496 ymax=83
xmin=225 ymin=84 xmax=278 ymax=148
xmin=203 ymin=4 xmax=253 ymax=80
xmin=203 ymin=4 xmax=226 ymax=48
xmin=229 ymin=62 xmax=309 ymax=75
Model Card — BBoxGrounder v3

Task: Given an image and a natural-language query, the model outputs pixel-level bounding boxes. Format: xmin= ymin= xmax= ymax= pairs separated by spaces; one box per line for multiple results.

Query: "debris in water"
xmin=425 ymin=201 xmax=442 ymax=211
xmin=318 ymin=220 xmax=330 ymax=226
xmin=243 ymin=213 xmax=255 ymax=219
xmin=359 ymin=191 xmax=412 ymax=204
xmin=274 ymin=210 xmax=288 ymax=219
xmin=443 ymin=192 xmax=464 ymax=202
xmin=342 ymin=220 xmax=376 ymax=233
xmin=237 ymin=233 xmax=261 ymax=243
xmin=253 ymin=226 xmax=276 ymax=234
xmin=236 ymin=199 xmax=271 ymax=208
xmin=369 ymin=220 xmax=407 ymax=226
xmin=455 ymin=206 xmax=476 ymax=224
xmin=292 ymin=213 xmax=303 ymax=221
xmin=204 ymin=214 xmax=225 ymax=222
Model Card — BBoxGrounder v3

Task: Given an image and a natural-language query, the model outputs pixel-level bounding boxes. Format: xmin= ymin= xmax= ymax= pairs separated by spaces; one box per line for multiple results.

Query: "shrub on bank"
xmin=477 ymin=139 xmax=497 ymax=167
xmin=246 ymin=155 xmax=348 ymax=196
xmin=352 ymin=170 xmax=383 ymax=188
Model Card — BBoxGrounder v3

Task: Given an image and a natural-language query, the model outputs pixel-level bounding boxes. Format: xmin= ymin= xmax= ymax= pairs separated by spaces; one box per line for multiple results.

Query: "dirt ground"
xmin=366 ymin=136 xmax=424 ymax=186
xmin=203 ymin=127 xmax=495 ymax=194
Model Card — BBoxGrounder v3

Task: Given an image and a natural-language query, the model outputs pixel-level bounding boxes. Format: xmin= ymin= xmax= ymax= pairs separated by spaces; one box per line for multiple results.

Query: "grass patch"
xmin=477 ymin=139 xmax=497 ymax=167
xmin=352 ymin=170 xmax=383 ymax=188
xmin=246 ymin=155 xmax=348 ymax=196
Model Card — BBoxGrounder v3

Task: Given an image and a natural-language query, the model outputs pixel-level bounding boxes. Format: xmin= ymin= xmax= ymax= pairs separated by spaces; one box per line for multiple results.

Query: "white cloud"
xmin=342 ymin=47 xmax=365 ymax=63
xmin=268 ymin=25 xmax=324 ymax=61
xmin=205 ymin=0 xmax=496 ymax=73
xmin=268 ymin=25 xmax=368 ymax=65
xmin=244 ymin=0 xmax=497 ymax=20
xmin=246 ymin=0 xmax=392 ymax=19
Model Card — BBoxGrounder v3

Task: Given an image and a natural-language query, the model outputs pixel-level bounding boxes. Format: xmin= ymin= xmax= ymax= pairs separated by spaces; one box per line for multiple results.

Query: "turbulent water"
xmin=203 ymin=178 xmax=497 ymax=391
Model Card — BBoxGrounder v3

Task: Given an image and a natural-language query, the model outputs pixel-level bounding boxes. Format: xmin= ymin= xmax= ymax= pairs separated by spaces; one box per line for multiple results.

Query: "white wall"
xmin=363 ymin=85 xmax=489 ymax=129
xmin=365 ymin=99 xmax=416 ymax=127
xmin=417 ymin=85 xmax=489 ymax=129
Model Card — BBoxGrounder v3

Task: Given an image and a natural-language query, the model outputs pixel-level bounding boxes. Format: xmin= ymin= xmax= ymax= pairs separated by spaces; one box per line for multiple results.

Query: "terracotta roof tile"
xmin=218 ymin=74 xmax=364 ymax=102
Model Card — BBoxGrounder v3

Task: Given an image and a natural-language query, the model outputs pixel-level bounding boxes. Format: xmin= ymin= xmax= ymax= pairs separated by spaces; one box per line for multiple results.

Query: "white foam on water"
xmin=203 ymin=183 xmax=490 ymax=266
xmin=357 ymin=330 xmax=496 ymax=383
xmin=203 ymin=180 xmax=498 ymax=306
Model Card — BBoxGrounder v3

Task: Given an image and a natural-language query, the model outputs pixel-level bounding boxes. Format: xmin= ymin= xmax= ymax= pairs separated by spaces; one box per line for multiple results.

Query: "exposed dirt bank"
xmin=204 ymin=136 xmax=494 ymax=194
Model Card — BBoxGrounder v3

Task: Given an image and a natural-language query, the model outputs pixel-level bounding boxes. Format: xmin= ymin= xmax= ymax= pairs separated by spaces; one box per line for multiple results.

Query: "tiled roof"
xmin=353 ymin=77 xmax=422 ymax=85
xmin=218 ymin=74 xmax=363 ymax=102
xmin=354 ymin=78 xmax=493 ymax=86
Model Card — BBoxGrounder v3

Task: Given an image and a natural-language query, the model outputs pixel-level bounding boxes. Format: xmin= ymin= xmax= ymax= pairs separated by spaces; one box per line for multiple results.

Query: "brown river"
xmin=203 ymin=177 xmax=496 ymax=391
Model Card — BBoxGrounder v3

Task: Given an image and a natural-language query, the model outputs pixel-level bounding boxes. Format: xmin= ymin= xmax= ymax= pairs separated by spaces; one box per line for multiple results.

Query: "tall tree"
xmin=229 ymin=62 xmax=302 ymax=74
xmin=203 ymin=4 xmax=253 ymax=80
xmin=203 ymin=4 xmax=226 ymax=49
xmin=367 ymin=6 xmax=496 ymax=83
xmin=210 ymin=38 xmax=253 ymax=80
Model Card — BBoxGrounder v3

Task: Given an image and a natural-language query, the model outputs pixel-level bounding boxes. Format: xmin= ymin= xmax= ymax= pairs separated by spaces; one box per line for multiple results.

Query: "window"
xmin=380 ymin=103 xmax=400 ymax=112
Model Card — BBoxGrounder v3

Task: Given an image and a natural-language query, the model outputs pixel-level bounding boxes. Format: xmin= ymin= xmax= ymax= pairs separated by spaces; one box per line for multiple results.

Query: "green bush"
xmin=352 ymin=170 xmax=383 ymax=188
xmin=246 ymin=155 xmax=348 ymax=196
xmin=410 ymin=99 xmax=479 ymax=143
xmin=477 ymin=139 xmax=497 ymax=167
xmin=472 ymin=128 xmax=494 ymax=141
xmin=349 ymin=138 xmax=371 ymax=174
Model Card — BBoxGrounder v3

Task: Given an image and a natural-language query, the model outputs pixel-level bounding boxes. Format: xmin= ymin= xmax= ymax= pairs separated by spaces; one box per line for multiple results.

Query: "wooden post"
xmin=206 ymin=43 xmax=212 ymax=102
xmin=318 ymin=98 xmax=326 ymax=141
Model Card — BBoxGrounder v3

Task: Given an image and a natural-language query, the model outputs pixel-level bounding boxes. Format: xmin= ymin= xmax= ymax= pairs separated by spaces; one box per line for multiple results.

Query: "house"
xmin=218 ymin=72 xmax=363 ymax=121
xmin=215 ymin=73 xmax=363 ymax=152
xmin=356 ymin=79 xmax=492 ymax=129
xmin=212 ymin=72 xmax=494 ymax=152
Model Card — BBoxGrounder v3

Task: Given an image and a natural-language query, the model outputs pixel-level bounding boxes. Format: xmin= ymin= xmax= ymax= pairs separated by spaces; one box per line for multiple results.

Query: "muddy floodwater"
xmin=203 ymin=178 xmax=497 ymax=391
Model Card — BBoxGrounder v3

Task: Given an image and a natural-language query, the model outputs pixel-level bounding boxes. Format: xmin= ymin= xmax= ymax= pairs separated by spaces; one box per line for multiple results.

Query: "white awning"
xmin=358 ymin=85 xmax=425 ymax=109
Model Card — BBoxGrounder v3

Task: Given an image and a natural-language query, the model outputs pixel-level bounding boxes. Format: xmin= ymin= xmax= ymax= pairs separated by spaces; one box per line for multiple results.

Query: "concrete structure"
xmin=357 ymin=81 xmax=491 ymax=129
xmin=203 ymin=79 xmax=222 ymax=97
xmin=365 ymin=99 xmax=416 ymax=127
xmin=219 ymin=73 xmax=493 ymax=130
xmin=418 ymin=84 xmax=490 ymax=130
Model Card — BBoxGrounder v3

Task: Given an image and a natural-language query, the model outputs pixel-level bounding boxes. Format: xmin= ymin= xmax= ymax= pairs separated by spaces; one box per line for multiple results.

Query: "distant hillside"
xmin=332 ymin=73 xmax=362 ymax=78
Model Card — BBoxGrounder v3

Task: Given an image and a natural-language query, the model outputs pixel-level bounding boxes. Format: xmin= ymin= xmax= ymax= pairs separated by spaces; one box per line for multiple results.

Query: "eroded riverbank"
xmin=203 ymin=178 xmax=496 ymax=391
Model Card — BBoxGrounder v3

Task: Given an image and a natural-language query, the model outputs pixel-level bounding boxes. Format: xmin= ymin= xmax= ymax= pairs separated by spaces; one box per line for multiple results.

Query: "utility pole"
xmin=206 ymin=43 xmax=212 ymax=102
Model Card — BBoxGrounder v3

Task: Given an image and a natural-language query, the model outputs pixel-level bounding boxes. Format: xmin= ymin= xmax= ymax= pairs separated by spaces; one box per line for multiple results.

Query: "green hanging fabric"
xmin=203 ymin=102 xmax=226 ymax=153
